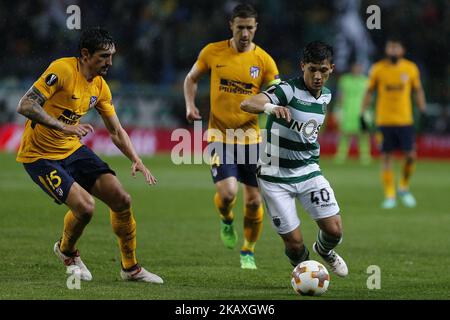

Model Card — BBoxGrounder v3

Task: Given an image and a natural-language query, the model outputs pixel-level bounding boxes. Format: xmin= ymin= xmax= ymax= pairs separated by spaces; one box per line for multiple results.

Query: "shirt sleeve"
xmin=367 ymin=64 xmax=379 ymax=91
xmin=262 ymin=53 xmax=281 ymax=87
xmin=195 ymin=44 xmax=212 ymax=73
xmin=95 ymin=79 xmax=116 ymax=117
xmin=33 ymin=60 xmax=71 ymax=99
xmin=262 ymin=81 xmax=294 ymax=106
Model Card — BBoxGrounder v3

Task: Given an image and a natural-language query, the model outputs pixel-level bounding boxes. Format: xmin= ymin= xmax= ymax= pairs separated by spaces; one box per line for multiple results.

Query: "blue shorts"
xmin=208 ymin=142 xmax=259 ymax=187
xmin=23 ymin=145 xmax=115 ymax=204
xmin=378 ymin=125 xmax=415 ymax=153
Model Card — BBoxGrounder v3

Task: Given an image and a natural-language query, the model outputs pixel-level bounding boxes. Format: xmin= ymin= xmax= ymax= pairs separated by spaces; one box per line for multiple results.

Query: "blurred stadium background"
xmin=1 ymin=0 xmax=450 ymax=300
xmin=0 ymin=0 xmax=449 ymax=156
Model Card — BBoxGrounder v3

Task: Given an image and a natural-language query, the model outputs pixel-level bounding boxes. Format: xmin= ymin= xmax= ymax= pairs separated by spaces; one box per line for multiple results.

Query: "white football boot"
xmin=53 ymin=241 xmax=93 ymax=281
xmin=313 ymin=242 xmax=348 ymax=277
xmin=120 ymin=265 xmax=164 ymax=284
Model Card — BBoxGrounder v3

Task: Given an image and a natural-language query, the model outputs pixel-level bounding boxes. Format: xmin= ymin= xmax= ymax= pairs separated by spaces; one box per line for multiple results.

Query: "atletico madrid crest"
xmin=250 ymin=66 xmax=260 ymax=79
xmin=88 ymin=96 xmax=98 ymax=109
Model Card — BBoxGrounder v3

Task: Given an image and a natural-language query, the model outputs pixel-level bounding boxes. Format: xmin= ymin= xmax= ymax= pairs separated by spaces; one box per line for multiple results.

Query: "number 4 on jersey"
xmin=310 ymin=188 xmax=330 ymax=205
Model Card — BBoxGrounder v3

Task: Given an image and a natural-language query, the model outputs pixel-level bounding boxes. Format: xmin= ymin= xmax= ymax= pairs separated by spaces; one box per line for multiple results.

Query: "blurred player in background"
xmin=334 ymin=61 xmax=371 ymax=164
xmin=16 ymin=28 xmax=163 ymax=284
xmin=183 ymin=4 xmax=280 ymax=269
xmin=361 ymin=38 xmax=426 ymax=209
xmin=241 ymin=41 xmax=348 ymax=277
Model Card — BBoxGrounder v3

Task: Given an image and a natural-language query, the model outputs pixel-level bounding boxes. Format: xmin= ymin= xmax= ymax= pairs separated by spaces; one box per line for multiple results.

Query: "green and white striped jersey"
xmin=259 ymin=77 xmax=332 ymax=183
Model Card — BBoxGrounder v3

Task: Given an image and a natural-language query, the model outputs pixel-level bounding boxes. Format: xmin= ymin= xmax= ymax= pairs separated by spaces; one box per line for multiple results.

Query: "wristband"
xmin=264 ymin=103 xmax=277 ymax=115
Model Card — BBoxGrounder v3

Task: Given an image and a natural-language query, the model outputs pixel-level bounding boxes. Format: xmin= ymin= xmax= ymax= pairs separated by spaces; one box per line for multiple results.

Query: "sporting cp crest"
xmin=272 ymin=216 xmax=281 ymax=227
xmin=250 ymin=66 xmax=260 ymax=79
xmin=88 ymin=96 xmax=98 ymax=109
xmin=322 ymin=102 xmax=327 ymax=114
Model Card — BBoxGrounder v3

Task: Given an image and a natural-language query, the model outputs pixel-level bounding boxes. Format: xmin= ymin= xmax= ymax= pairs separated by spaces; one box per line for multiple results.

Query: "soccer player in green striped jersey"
xmin=240 ymin=41 xmax=348 ymax=277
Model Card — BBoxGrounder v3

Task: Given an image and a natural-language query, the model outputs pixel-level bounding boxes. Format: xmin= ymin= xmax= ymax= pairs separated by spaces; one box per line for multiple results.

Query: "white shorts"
xmin=258 ymin=175 xmax=340 ymax=234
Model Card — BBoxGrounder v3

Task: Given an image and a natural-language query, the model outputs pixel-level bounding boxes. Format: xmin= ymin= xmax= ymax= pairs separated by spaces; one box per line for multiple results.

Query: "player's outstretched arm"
xmin=413 ymin=82 xmax=427 ymax=113
xmin=183 ymin=64 xmax=205 ymax=123
xmin=101 ymin=113 xmax=157 ymax=185
xmin=241 ymin=93 xmax=291 ymax=123
xmin=17 ymin=86 xmax=93 ymax=138
xmin=359 ymin=88 xmax=374 ymax=132
xmin=413 ymin=81 xmax=427 ymax=129
xmin=360 ymin=87 xmax=374 ymax=115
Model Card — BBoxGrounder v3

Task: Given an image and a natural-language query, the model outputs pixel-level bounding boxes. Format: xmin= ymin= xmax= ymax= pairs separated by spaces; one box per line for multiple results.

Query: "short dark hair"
xmin=302 ymin=41 xmax=334 ymax=64
xmin=386 ymin=36 xmax=404 ymax=46
xmin=230 ymin=3 xmax=258 ymax=21
xmin=79 ymin=28 xmax=114 ymax=55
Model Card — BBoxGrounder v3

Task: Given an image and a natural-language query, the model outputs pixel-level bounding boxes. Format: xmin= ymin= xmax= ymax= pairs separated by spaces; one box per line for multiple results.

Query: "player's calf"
xmin=214 ymin=191 xmax=237 ymax=223
xmin=281 ymin=228 xmax=309 ymax=266
xmin=108 ymin=192 xmax=132 ymax=213
xmin=284 ymin=243 xmax=310 ymax=267
xmin=61 ymin=184 xmax=96 ymax=255
xmin=110 ymin=208 xmax=138 ymax=269
xmin=315 ymin=229 xmax=342 ymax=255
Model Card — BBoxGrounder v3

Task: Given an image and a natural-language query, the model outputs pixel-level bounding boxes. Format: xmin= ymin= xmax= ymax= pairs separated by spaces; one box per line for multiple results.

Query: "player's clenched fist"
xmin=264 ymin=103 xmax=292 ymax=123
xmin=273 ymin=106 xmax=292 ymax=123
xmin=61 ymin=123 xmax=94 ymax=138
xmin=186 ymin=106 xmax=202 ymax=123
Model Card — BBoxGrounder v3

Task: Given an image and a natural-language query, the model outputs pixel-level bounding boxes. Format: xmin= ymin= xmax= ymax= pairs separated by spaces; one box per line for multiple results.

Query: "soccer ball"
xmin=291 ymin=260 xmax=330 ymax=296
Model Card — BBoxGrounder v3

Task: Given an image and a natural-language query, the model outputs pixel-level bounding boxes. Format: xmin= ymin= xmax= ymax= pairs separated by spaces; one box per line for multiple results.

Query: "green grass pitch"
xmin=0 ymin=152 xmax=449 ymax=300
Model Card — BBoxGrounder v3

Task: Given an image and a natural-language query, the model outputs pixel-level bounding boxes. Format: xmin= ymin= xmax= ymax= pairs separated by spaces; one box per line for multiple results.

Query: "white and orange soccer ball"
xmin=291 ymin=260 xmax=330 ymax=296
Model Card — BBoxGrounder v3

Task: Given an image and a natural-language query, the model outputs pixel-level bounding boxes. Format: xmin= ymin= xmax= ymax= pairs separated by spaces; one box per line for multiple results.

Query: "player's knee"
xmin=320 ymin=215 xmax=343 ymax=239
xmin=76 ymin=196 xmax=95 ymax=219
xmin=287 ymin=241 xmax=305 ymax=253
xmin=382 ymin=154 xmax=393 ymax=169
xmin=245 ymin=198 xmax=261 ymax=213
xmin=328 ymin=229 xmax=343 ymax=240
xmin=406 ymin=154 xmax=416 ymax=164
xmin=323 ymin=222 xmax=343 ymax=239
xmin=111 ymin=192 xmax=132 ymax=212
xmin=220 ymin=192 xmax=237 ymax=207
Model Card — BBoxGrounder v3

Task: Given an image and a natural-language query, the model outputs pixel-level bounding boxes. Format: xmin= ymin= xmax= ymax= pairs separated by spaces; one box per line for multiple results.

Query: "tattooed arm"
xmin=17 ymin=86 xmax=65 ymax=130
xmin=17 ymin=86 xmax=93 ymax=138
